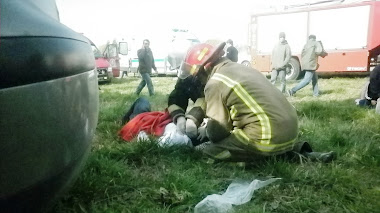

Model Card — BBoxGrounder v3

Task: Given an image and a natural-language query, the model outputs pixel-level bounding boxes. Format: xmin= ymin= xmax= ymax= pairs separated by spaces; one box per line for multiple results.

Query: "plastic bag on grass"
xmin=158 ymin=123 xmax=193 ymax=147
xmin=136 ymin=123 xmax=193 ymax=148
xmin=194 ymin=178 xmax=280 ymax=213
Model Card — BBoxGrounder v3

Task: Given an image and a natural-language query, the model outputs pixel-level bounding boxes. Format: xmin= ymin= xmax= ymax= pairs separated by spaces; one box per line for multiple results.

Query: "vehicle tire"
xmin=241 ymin=60 xmax=251 ymax=67
xmin=286 ymin=58 xmax=301 ymax=80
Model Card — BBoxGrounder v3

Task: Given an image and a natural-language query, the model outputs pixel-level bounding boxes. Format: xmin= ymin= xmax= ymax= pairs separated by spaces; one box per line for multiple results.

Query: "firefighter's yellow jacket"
xmin=204 ymin=58 xmax=298 ymax=155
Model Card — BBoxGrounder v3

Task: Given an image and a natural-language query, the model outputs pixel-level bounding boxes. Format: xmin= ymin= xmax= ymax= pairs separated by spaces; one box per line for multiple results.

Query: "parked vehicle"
xmin=0 ymin=0 xmax=98 ymax=212
xmin=249 ymin=1 xmax=380 ymax=79
xmin=102 ymin=29 xmax=200 ymax=77
xmin=166 ymin=29 xmax=200 ymax=75
xmin=87 ymin=38 xmax=113 ymax=83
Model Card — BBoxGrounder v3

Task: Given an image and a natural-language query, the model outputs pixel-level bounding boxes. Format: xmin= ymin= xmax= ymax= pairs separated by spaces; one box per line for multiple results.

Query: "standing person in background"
xmin=288 ymin=35 xmax=327 ymax=97
xmin=135 ymin=39 xmax=157 ymax=96
xmin=226 ymin=39 xmax=238 ymax=62
xmin=271 ymin=32 xmax=291 ymax=93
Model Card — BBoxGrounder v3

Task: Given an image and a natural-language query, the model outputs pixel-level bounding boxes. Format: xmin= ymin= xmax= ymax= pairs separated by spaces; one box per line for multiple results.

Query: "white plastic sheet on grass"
xmin=158 ymin=123 xmax=193 ymax=147
xmin=194 ymin=178 xmax=281 ymax=213
xmin=136 ymin=123 xmax=193 ymax=147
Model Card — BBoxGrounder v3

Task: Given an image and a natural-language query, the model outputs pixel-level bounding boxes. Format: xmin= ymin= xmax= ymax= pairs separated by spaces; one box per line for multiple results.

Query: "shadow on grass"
xmin=319 ymin=89 xmax=335 ymax=95
xmin=106 ymin=77 xmax=141 ymax=85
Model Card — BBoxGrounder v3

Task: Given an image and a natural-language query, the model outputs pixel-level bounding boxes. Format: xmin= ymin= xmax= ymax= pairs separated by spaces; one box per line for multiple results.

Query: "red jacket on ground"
xmin=119 ymin=110 xmax=172 ymax=141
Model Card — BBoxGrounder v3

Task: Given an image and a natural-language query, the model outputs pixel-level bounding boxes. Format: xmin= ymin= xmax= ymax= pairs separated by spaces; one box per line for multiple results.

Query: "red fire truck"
xmin=249 ymin=0 xmax=380 ymax=79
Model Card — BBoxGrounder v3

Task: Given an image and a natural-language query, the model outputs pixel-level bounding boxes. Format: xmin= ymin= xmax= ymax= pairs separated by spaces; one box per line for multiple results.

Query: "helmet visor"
xmin=178 ymin=61 xmax=201 ymax=79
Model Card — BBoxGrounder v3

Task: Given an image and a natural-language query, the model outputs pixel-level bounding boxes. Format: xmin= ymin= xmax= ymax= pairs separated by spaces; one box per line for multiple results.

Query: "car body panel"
xmin=0 ymin=0 xmax=99 ymax=211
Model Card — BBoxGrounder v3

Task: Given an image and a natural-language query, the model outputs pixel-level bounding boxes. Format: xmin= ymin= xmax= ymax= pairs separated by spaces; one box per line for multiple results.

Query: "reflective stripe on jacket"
xmin=204 ymin=58 xmax=298 ymax=154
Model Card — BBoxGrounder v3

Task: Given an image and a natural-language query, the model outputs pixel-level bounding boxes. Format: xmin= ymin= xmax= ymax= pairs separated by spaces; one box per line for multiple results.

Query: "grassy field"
xmin=53 ymin=75 xmax=380 ymax=213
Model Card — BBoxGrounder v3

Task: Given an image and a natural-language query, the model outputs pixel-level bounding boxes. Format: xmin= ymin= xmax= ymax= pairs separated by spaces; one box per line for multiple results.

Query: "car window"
xmin=91 ymin=44 xmax=103 ymax=58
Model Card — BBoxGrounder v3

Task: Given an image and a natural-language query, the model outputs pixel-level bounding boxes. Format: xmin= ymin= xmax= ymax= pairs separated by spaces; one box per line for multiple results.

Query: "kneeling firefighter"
xmin=173 ymin=40 xmax=335 ymax=162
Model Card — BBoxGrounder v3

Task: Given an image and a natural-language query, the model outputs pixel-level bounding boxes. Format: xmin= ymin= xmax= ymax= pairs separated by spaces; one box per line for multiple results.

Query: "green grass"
xmin=52 ymin=76 xmax=380 ymax=213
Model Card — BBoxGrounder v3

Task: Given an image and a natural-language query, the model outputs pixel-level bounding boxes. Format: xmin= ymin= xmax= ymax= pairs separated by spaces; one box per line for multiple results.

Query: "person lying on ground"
xmin=121 ymin=97 xmax=151 ymax=125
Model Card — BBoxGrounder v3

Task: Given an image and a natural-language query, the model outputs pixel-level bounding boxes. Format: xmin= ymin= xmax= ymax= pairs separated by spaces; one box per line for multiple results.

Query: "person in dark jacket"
xmin=356 ymin=64 xmax=380 ymax=109
xmin=167 ymin=73 xmax=207 ymax=145
xmin=226 ymin=39 xmax=238 ymax=62
xmin=135 ymin=39 xmax=157 ymax=96
xmin=368 ymin=65 xmax=380 ymax=108
xmin=271 ymin=32 xmax=291 ymax=93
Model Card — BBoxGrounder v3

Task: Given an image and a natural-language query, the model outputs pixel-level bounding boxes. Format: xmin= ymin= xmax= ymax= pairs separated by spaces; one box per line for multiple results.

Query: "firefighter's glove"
xmin=197 ymin=125 xmax=208 ymax=142
xmin=185 ymin=119 xmax=197 ymax=139
xmin=176 ymin=116 xmax=186 ymax=134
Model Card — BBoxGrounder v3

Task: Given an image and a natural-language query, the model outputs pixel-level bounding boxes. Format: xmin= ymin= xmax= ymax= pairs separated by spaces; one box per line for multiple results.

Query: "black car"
xmin=0 ymin=0 xmax=99 ymax=212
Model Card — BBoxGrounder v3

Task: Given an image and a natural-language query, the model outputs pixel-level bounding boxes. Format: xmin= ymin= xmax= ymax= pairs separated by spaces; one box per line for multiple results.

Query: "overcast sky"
xmin=56 ymin=0 xmax=256 ymax=46
xmin=56 ymin=0 xmax=364 ymax=47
